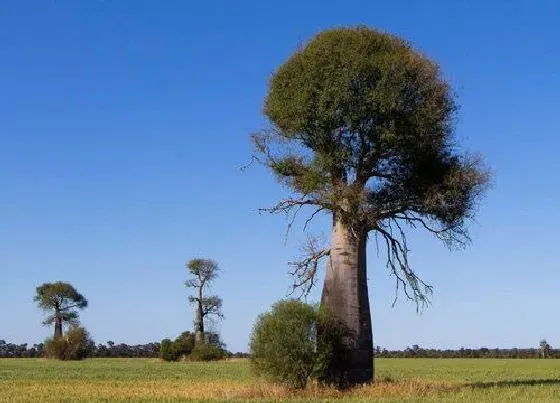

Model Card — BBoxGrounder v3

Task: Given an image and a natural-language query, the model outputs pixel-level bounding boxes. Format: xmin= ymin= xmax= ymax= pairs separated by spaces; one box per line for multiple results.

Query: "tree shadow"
xmin=468 ymin=379 xmax=560 ymax=389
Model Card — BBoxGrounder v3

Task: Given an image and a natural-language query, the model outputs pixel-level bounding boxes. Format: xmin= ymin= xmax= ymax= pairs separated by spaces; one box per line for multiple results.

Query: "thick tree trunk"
xmin=194 ymin=296 xmax=204 ymax=344
xmin=321 ymin=216 xmax=374 ymax=385
xmin=54 ymin=316 xmax=63 ymax=339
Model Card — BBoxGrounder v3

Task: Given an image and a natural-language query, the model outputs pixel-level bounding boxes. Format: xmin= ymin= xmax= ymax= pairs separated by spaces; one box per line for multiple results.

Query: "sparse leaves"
xmin=185 ymin=258 xmax=224 ymax=341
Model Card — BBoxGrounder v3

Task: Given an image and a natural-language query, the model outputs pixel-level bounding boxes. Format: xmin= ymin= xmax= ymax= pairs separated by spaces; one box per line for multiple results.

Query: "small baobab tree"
xmin=34 ymin=282 xmax=88 ymax=339
xmin=185 ymin=258 xmax=224 ymax=344
xmin=539 ymin=339 xmax=551 ymax=359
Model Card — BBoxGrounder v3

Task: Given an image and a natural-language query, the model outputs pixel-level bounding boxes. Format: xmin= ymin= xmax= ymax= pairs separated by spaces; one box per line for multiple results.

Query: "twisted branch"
xmin=287 ymin=236 xmax=330 ymax=299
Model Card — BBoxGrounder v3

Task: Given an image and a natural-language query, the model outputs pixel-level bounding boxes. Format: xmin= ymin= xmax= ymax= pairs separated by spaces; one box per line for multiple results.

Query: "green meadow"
xmin=1 ymin=358 xmax=560 ymax=402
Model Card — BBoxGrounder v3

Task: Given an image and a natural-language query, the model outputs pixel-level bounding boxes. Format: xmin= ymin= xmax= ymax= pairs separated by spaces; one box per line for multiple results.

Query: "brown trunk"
xmin=321 ymin=216 xmax=373 ymax=385
xmin=194 ymin=290 xmax=204 ymax=344
xmin=54 ymin=316 xmax=63 ymax=339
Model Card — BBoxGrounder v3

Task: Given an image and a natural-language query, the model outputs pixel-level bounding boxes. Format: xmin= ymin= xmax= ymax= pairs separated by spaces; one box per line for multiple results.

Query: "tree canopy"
xmin=34 ymin=282 xmax=88 ymax=338
xmin=254 ymin=26 xmax=488 ymax=305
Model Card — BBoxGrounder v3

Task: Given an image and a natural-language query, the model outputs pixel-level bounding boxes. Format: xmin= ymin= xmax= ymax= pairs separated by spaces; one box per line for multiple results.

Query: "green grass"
xmin=1 ymin=358 xmax=560 ymax=402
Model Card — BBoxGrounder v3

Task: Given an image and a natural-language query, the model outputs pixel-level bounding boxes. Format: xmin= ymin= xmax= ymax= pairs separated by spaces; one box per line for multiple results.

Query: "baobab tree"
xmin=34 ymin=282 xmax=88 ymax=339
xmin=539 ymin=339 xmax=551 ymax=359
xmin=253 ymin=27 xmax=488 ymax=384
xmin=185 ymin=258 xmax=224 ymax=344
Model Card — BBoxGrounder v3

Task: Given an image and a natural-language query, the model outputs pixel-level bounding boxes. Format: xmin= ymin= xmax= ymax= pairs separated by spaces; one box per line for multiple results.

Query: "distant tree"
xmin=539 ymin=339 xmax=551 ymax=359
xmin=34 ymin=282 xmax=88 ymax=339
xmin=185 ymin=258 xmax=224 ymax=343
xmin=252 ymin=26 xmax=489 ymax=383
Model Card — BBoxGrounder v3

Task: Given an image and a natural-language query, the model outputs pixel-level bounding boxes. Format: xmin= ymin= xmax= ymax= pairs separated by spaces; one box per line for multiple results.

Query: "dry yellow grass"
xmin=2 ymin=378 xmax=458 ymax=401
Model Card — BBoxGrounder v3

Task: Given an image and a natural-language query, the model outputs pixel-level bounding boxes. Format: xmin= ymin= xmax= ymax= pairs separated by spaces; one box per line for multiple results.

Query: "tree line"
xmin=4 ymin=338 xmax=558 ymax=360
xmin=375 ymin=341 xmax=558 ymax=359
xmin=0 ymin=340 xmax=157 ymax=358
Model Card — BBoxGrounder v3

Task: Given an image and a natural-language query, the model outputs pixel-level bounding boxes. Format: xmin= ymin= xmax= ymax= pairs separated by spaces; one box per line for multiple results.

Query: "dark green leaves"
xmin=256 ymin=26 xmax=488 ymax=237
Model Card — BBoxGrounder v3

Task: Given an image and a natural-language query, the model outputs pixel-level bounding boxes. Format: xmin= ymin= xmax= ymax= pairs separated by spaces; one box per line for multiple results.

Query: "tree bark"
xmin=194 ymin=291 xmax=204 ymax=344
xmin=321 ymin=215 xmax=374 ymax=385
xmin=54 ymin=315 xmax=63 ymax=339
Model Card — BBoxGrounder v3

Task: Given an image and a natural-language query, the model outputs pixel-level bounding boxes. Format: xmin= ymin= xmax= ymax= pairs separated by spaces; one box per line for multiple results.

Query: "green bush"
xmin=44 ymin=326 xmax=93 ymax=360
xmin=249 ymin=300 xmax=350 ymax=389
xmin=160 ymin=331 xmax=196 ymax=362
xmin=174 ymin=331 xmax=195 ymax=357
xmin=189 ymin=343 xmax=226 ymax=361
xmin=249 ymin=300 xmax=318 ymax=389
xmin=44 ymin=337 xmax=67 ymax=360
xmin=314 ymin=308 xmax=352 ymax=387
xmin=159 ymin=338 xmax=178 ymax=362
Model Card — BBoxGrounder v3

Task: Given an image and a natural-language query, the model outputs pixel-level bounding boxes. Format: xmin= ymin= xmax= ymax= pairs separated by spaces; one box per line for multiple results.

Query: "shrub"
xmin=44 ymin=337 xmax=67 ymax=360
xmin=249 ymin=300 xmax=350 ymax=389
xmin=189 ymin=343 xmax=226 ymax=361
xmin=249 ymin=300 xmax=318 ymax=389
xmin=314 ymin=308 xmax=352 ymax=387
xmin=160 ymin=331 xmax=196 ymax=362
xmin=174 ymin=331 xmax=195 ymax=357
xmin=159 ymin=338 xmax=178 ymax=362
xmin=44 ymin=326 xmax=93 ymax=360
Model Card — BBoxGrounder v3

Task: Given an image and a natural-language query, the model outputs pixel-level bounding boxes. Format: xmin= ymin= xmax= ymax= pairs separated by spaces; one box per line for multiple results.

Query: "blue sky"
xmin=1 ymin=0 xmax=559 ymax=353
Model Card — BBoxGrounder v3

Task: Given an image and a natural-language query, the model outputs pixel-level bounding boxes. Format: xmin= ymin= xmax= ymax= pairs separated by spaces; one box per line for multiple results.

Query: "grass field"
xmin=1 ymin=358 xmax=560 ymax=402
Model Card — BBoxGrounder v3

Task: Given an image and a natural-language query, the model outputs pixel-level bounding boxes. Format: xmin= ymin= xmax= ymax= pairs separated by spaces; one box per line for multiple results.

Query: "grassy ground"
xmin=1 ymin=358 xmax=560 ymax=402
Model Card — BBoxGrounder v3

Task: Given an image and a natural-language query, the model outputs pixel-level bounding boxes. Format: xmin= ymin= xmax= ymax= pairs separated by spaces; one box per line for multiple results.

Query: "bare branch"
xmin=375 ymin=224 xmax=433 ymax=312
xmin=393 ymin=212 xmax=470 ymax=248
xmin=258 ymin=198 xmax=318 ymax=215
xmin=303 ymin=207 xmax=325 ymax=231
xmin=287 ymin=236 xmax=330 ymax=299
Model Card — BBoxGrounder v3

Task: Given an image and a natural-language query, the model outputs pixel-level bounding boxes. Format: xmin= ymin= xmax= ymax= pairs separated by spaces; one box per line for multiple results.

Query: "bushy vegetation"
xmin=3 ymin=336 xmax=557 ymax=361
xmin=250 ymin=300 xmax=316 ymax=388
xmin=160 ymin=331 xmax=195 ymax=362
xmin=250 ymin=300 xmax=350 ymax=389
xmin=190 ymin=343 xmax=227 ymax=361
xmin=160 ymin=331 xmax=228 ymax=362
xmin=92 ymin=341 xmax=161 ymax=358
xmin=43 ymin=327 xmax=93 ymax=360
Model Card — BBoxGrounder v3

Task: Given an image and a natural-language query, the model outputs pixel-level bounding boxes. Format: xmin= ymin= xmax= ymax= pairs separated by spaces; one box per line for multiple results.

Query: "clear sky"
xmin=1 ymin=0 xmax=559 ymax=353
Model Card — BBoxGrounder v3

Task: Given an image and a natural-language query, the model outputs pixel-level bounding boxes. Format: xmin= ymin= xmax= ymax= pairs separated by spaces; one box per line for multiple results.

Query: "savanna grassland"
xmin=1 ymin=358 xmax=560 ymax=402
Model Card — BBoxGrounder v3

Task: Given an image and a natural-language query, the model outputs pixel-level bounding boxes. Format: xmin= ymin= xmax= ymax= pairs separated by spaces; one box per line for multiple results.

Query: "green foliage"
xmin=185 ymin=259 xmax=219 ymax=284
xmin=44 ymin=326 xmax=93 ymax=360
xmin=250 ymin=300 xmax=353 ymax=389
xmin=174 ymin=331 xmax=195 ymax=357
xmin=4 ymin=358 xmax=560 ymax=402
xmin=253 ymin=26 xmax=489 ymax=303
xmin=159 ymin=339 xmax=178 ymax=362
xmin=34 ymin=281 xmax=88 ymax=329
xmin=189 ymin=343 xmax=226 ymax=362
xmin=259 ymin=26 xmax=488 ymax=229
xmin=314 ymin=308 xmax=353 ymax=387
xmin=249 ymin=300 xmax=319 ymax=389
xmin=159 ymin=331 xmax=198 ymax=362
xmin=43 ymin=338 xmax=67 ymax=360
